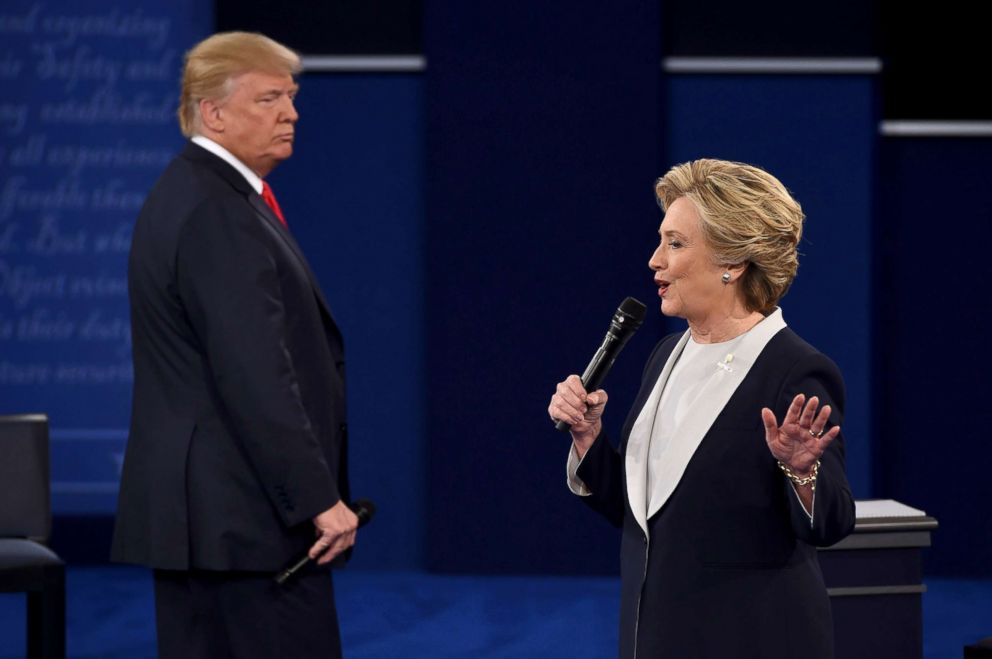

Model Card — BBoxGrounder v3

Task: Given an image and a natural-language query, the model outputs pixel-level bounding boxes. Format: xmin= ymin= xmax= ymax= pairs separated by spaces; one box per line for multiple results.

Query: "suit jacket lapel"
xmin=626 ymin=309 xmax=788 ymax=535
xmin=247 ymin=194 xmax=342 ymax=335
xmin=624 ymin=331 xmax=691 ymax=536
xmin=180 ymin=142 xmax=342 ymax=339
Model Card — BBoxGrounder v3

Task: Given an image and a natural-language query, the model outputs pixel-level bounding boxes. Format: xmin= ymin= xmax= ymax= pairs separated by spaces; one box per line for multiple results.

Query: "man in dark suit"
xmin=112 ymin=32 xmax=356 ymax=659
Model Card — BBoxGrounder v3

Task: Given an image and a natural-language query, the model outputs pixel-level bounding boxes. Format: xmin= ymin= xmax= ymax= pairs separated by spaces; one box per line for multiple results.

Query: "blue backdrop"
xmin=875 ymin=137 xmax=992 ymax=577
xmin=0 ymin=0 xmax=211 ymax=513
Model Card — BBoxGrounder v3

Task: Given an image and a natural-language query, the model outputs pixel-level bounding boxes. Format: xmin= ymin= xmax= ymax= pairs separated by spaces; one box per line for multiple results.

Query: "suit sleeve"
xmin=569 ymin=337 xmax=676 ymax=529
xmin=777 ymin=351 xmax=856 ymax=546
xmin=175 ymin=197 xmax=338 ymax=528
xmin=574 ymin=430 xmax=625 ymax=528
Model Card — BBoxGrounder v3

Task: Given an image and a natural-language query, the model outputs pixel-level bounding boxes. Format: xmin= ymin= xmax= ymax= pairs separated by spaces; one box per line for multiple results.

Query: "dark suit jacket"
xmin=112 ymin=142 xmax=348 ymax=571
xmin=577 ymin=327 xmax=855 ymax=659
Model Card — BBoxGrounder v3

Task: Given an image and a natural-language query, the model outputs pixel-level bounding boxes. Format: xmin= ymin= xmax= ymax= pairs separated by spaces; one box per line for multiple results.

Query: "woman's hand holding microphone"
xmin=549 ymin=375 xmax=609 ymax=459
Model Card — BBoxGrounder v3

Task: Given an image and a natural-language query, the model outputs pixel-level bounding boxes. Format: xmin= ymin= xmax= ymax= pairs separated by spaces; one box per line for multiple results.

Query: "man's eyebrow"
xmin=258 ymin=86 xmax=298 ymax=96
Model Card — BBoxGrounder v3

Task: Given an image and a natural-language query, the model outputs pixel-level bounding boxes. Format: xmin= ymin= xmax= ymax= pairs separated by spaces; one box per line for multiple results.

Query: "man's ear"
xmin=199 ymin=98 xmax=224 ymax=133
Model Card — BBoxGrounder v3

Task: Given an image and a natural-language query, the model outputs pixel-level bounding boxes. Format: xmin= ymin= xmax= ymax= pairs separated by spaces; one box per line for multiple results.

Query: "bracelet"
xmin=777 ymin=459 xmax=820 ymax=491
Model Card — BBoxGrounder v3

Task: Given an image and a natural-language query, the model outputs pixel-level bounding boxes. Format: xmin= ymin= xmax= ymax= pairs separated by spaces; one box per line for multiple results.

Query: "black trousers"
xmin=153 ymin=568 xmax=343 ymax=659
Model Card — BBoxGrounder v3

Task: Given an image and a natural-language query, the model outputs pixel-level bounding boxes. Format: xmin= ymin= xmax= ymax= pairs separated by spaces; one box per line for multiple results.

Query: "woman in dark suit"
xmin=549 ymin=159 xmax=855 ymax=659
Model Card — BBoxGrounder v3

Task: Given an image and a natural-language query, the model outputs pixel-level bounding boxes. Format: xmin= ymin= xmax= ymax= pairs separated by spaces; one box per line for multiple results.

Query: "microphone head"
xmin=619 ymin=297 xmax=646 ymax=322
xmin=612 ymin=297 xmax=646 ymax=337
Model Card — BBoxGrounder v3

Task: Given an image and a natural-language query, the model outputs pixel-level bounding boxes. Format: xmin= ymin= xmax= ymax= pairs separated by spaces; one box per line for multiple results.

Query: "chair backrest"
xmin=0 ymin=414 xmax=50 ymax=542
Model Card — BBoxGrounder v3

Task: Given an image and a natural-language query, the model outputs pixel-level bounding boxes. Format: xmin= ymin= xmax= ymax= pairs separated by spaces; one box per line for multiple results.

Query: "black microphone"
xmin=274 ymin=498 xmax=376 ymax=585
xmin=554 ymin=297 xmax=647 ymax=432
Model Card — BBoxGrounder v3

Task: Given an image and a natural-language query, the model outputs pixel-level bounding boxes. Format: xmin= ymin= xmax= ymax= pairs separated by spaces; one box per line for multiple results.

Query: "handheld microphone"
xmin=274 ymin=498 xmax=376 ymax=585
xmin=554 ymin=297 xmax=646 ymax=432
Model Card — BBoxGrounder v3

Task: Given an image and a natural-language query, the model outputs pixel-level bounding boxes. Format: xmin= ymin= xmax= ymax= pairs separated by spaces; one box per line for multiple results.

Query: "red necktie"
xmin=261 ymin=181 xmax=287 ymax=227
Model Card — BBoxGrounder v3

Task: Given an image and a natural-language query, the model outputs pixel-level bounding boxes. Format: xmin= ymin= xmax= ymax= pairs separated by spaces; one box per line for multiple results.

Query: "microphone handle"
xmin=274 ymin=554 xmax=311 ymax=586
xmin=554 ymin=333 xmax=618 ymax=433
xmin=274 ymin=501 xmax=372 ymax=585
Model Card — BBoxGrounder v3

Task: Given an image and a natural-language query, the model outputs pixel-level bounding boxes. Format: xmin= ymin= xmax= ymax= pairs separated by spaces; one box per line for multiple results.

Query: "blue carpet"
xmin=0 ymin=568 xmax=988 ymax=658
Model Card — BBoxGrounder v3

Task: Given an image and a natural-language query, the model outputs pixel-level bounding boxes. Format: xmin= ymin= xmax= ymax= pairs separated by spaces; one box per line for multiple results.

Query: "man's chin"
xmin=260 ymin=149 xmax=293 ymax=176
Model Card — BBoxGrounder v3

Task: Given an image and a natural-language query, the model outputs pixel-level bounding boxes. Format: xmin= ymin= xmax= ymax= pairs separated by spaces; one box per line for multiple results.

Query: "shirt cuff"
xmin=566 ymin=444 xmax=592 ymax=496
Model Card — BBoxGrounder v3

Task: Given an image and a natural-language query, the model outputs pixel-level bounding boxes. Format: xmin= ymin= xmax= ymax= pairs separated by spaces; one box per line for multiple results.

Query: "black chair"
xmin=0 ymin=414 xmax=66 ymax=659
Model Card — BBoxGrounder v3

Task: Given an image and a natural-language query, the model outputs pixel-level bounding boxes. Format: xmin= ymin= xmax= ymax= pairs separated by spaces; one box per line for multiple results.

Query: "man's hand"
xmin=309 ymin=500 xmax=359 ymax=564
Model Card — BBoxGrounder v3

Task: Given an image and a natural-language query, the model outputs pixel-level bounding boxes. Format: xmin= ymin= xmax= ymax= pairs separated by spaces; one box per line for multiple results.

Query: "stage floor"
xmin=1 ymin=568 xmax=988 ymax=658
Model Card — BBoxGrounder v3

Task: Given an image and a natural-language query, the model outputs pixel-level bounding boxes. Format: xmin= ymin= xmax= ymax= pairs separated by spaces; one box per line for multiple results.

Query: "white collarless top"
xmin=566 ymin=309 xmax=813 ymax=532
xmin=644 ymin=335 xmax=745 ymax=511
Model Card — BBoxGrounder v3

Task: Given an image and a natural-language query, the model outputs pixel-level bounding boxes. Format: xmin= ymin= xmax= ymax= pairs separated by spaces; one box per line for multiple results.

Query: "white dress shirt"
xmin=191 ymin=135 xmax=264 ymax=194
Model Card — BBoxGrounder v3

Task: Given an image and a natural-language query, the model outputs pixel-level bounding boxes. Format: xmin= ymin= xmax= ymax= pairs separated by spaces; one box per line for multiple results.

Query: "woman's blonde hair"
xmin=654 ymin=159 xmax=805 ymax=314
xmin=178 ymin=32 xmax=301 ymax=137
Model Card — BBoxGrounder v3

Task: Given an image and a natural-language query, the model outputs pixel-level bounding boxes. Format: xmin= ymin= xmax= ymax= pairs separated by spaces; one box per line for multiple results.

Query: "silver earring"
xmin=721 ymin=272 xmax=731 ymax=284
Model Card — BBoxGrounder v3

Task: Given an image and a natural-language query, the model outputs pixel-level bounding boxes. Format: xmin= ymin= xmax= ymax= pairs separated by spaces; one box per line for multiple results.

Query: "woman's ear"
xmin=724 ymin=261 xmax=749 ymax=284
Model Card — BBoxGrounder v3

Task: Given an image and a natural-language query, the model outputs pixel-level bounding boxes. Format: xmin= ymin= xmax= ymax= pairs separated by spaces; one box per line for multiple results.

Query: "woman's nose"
xmin=648 ymin=244 xmax=664 ymax=271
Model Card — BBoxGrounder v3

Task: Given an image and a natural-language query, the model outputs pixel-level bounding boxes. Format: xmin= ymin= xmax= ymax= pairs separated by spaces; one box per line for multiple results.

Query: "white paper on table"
xmin=855 ymin=499 xmax=927 ymax=519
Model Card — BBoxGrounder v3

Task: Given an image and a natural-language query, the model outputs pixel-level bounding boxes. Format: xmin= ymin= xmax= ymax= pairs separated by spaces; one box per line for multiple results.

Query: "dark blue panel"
xmin=665 ymin=0 xmax=876 ymax=56
xmin=877 ymin=138 xmax=992 ymax=576
xmin=425 ymin=2 xmax=662 ymax=574
xmin=0 ymin=0 xmax=211 ymax=513
xmin=269 ymin=74 xmax=425 ymax=569
xmin=665 ymin=75 xmax=877 ymax=498
xmin=215 ymin=0 xmax=423 ymax=55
